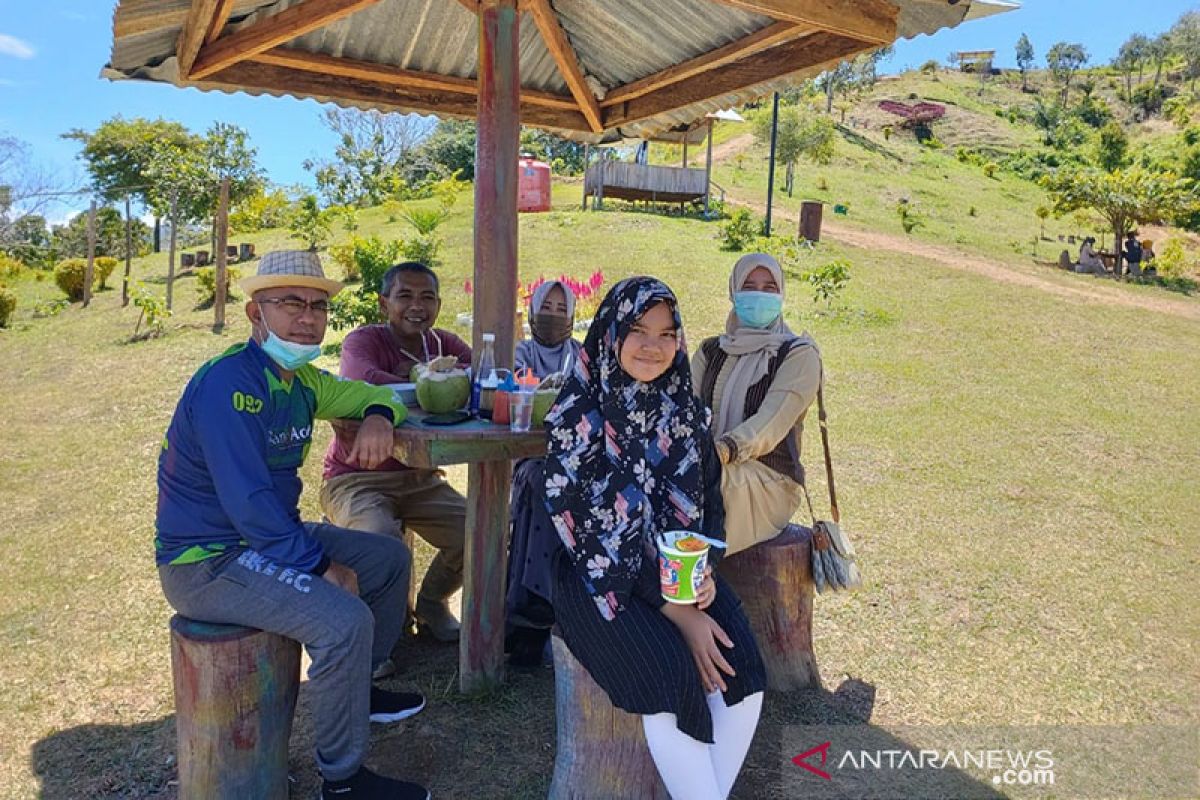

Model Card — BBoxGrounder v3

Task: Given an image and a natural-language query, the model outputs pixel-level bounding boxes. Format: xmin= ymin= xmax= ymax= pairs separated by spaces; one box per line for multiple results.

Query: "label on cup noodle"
xmin=659 ymin=553 xmax=684 ymax=599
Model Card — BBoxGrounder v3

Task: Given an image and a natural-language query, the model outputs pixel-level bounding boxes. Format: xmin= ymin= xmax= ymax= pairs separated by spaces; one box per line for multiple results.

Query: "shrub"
xmin=401 ymin=235 xmax=441 ymax=267
xmin=802 ymin=259 xmax=851 ymax=307
xmin=94 ymin=256 xmax=118 ymax=290
xmin=32 ymin=298 xmax=69 ymax=318
xmin=53 ymin=259 xmax=88 ymax=301
xmin=719 ymin=209 xmax=760 ymax=251
xmin=882 ymin=124 xmax=893 ymax=140
xmin=968 ymin=205 xmax=978 ymax=217
xmin=896 ymin=200 xmax=924 ymax=234
xmin=0 ymin=253 xmax=24 ymax=280
xmin=982 ymin=162 xmax=998 ymax=178
xmin=919 ymin=59 xmax=939 ymax=74
xmin=816 ymin=176 xmax=829 ymax=191
xmin=328 ymin=236 xmax=404 ymax=331
xmin=195 ymin=266 xmax=242 ymax=309
xmin=328 ymin=239 xmax=361 ymax=282
xmin=0 ymin=285 xmax=15 ymax=327
xmin=131 ymin=282 xmax=171 ymax=339
xmin=1155 ymin=238 xmax=1195 ymax=279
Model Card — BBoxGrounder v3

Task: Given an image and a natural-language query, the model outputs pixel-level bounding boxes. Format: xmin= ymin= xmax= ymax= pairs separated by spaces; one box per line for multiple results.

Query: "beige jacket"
xmin=691 ymin=341 xmax=822 ymax=554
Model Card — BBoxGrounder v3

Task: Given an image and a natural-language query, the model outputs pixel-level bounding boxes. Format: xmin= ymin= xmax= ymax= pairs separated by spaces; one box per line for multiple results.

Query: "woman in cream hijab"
xmin=691 ymin=253 xmax=822 ymax=554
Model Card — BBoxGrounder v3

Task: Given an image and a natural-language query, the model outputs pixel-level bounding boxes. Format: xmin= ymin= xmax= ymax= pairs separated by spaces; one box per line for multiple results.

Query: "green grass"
xmin=2 ymin=164 xmax=1200 ymax=797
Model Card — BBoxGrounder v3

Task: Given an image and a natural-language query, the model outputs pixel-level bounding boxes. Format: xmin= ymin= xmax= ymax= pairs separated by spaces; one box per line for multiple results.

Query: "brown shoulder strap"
xmin=801 ymin=366 xmax=839 ymax=525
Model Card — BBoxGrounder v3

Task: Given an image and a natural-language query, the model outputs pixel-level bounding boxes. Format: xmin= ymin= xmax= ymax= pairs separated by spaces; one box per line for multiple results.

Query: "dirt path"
xmin=730 ymin=193 xmax=1200 ymax=322
xmin=687 ymin=133 xmax=755 ymax=167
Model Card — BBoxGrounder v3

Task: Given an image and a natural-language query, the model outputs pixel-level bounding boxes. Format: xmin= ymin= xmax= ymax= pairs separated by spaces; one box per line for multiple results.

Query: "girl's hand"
xmin=661 ymin=603 xmax=736 ymax=693
xmin=695 ymin=567 xmax=716 ymax=610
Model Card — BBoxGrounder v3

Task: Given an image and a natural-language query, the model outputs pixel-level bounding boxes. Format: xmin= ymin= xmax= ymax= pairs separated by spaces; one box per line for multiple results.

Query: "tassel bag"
xmin=803 ymin=381 xmax=863 ymax=593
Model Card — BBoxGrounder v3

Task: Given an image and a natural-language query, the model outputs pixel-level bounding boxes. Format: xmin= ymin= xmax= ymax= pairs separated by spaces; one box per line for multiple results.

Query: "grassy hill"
xmin=1 ymin=173 xmax=1199 ymax=797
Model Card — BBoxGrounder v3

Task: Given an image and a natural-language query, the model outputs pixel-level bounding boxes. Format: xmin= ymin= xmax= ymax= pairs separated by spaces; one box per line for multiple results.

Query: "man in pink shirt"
xmin=322 ymin=262 xmax=471 ymax=649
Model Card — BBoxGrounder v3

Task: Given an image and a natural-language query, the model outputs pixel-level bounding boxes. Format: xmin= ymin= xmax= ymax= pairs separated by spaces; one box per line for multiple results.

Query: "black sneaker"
xmin=369 ymin=686 xmax=425 ymax=723
xmin=321 ymin=765 xmax=429 ymax=799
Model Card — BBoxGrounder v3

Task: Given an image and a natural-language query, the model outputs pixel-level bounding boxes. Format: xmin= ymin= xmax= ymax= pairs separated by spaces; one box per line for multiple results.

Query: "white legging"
xmin=641 ymin=691 xmax=764 ymax=800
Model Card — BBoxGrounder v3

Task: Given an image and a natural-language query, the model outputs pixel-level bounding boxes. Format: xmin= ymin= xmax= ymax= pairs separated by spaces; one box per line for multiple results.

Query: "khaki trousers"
xmin=320 ymin=469 xmax=466 ymax=599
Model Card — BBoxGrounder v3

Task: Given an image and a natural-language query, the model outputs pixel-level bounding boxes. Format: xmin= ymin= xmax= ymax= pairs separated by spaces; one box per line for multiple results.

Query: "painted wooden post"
xmin=718 ymin=524 xmax=821 ymax=690
xmin=213 ymin=178 xmax=230 ymax=333
xmin=167 ymin=193 xmax=178 ymax=310
xmin=82 ymin=199 xmax=97 ymax=307
xmin=122 ymin=193 xmax=133 ymax=306
xmin=463 ymin=0 xmax=520 ymax=693
xmin=169 ymin=616 xmax=300 ymax=800
xmin=764 ymin=91 xmax=779 ymax=236
xmin=704 ymin=118 xmax=714 ymax=216
xmin=549 ymin=634 xmax=670 ymax=799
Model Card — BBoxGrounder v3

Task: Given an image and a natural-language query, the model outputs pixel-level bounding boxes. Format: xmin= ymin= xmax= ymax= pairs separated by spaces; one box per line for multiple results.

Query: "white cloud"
xmin=0 ymin=34 xmax=35 ymax=60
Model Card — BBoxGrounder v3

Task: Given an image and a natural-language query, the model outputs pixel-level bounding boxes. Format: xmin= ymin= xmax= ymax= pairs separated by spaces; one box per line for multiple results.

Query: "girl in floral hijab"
xmin=544 ymin=276 xmax=765 ymax=800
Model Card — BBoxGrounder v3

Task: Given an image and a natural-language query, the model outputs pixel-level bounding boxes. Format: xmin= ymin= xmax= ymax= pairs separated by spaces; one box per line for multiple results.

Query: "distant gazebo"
xmin=951 ymin=49 xmax=996 ymax=73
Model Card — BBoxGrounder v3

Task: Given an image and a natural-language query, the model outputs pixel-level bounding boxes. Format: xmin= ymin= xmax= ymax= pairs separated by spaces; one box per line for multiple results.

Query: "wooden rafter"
xmin=199 ymin=59 xmax=593 ymax=132
xmin=526 ymin=0 xmax=603 ymax=133
xmin=186 ymin=0 xmax=384 ymax=80
xmin=204 ymin=0 xmax=238 ymax=43
xmin=604 ymin=31 xmax=868 ymax=128
xmin=252 ymin=48 xmax=579 ymax=110
xmin=707 ymin=0 xmax=897 ymax=45
xmin=601 ymin=21 xmax=811 ymax=109
xmin=176 ymin=0 xmax=222 ymax=78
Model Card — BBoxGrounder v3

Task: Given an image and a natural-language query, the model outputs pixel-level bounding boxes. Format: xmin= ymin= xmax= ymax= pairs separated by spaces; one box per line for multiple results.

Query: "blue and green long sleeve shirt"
xmin=155 ymin=338 xmax=407 ymax=573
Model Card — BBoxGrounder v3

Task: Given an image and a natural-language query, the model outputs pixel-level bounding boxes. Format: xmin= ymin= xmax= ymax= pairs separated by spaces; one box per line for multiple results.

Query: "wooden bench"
xmin=719 ymin=524 xmax=821 ymax=691
xmin=169 ymin=616 xmax=301 ymax=800
xmin=549 ymin=525 xmax=821 ymax=796
xmin=549 ymin=634 xmax=670 ymax=800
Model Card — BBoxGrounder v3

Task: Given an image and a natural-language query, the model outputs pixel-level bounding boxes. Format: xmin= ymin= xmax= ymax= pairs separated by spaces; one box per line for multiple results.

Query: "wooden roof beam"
xmin=527 ymin=0 xmax=603 ymax=133
xmin=604 ymin=31 xmax=869 ymax=128
xmin=707 ymin=0 xmax=897 ymax=45
xmin=187 ymin=0 xmax=385 ymax=80
xmin=601 ymin=21 xmax=811 ymax=109
xmin=198 ymin=59 xmax=593 ymax=132
xmin=251 ymin=47 xmax=580 ymax=110
xmin=176 ymin=0 xmax=222 ymax=78
xmin=204 ymin=0 xmax=238 ymax=43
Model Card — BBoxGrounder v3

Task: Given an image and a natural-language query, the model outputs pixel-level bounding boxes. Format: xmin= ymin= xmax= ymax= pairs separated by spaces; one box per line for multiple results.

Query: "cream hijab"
xmin=714 ymin=253 xmax=810 ymax=436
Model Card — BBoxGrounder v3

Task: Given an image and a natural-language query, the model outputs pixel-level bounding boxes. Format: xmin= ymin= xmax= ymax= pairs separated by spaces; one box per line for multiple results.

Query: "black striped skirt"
xmin=553 ymin=555 xmax=767 ymax=744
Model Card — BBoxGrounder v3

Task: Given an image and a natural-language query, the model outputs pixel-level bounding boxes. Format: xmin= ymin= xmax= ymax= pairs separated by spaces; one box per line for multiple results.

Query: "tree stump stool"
xmin=169 ymin=615 xmax=301 ymax=800
xmin=718 ymin=524 xmax=821 ymax=691
xmin=549 ymin=634 xmax=669 ymax=800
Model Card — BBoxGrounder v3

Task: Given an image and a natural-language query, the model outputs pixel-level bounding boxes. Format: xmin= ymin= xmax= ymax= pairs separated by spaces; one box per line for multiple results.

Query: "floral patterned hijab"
xmin=543 ymin=277 xmax=710 ymax=621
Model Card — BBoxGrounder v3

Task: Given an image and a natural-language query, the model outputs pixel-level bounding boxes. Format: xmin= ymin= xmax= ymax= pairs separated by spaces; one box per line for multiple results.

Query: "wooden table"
xmin=358 ymin=409 xmax=546 ymax=692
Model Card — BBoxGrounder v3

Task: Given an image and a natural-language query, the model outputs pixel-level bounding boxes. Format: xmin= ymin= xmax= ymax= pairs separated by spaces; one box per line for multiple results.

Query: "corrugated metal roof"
xmin=104 ymin=0 xmax=1016 ymax=141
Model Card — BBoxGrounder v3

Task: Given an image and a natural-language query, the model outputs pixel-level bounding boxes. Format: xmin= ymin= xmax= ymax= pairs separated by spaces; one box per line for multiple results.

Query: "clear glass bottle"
xmin=470 ymin=333 xmax=497 ymax=417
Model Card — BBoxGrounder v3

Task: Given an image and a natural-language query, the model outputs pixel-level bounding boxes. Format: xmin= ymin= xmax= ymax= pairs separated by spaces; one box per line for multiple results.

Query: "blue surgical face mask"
xmin=733 ymin=291 xmax=783 ymax=328
xmin=258 ymin=311 xmax=321 ymax=370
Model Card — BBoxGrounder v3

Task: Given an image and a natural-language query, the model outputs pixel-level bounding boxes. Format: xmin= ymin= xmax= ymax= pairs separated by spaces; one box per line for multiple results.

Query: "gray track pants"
xmin=158 ymin=523 xmax=410 ymax=781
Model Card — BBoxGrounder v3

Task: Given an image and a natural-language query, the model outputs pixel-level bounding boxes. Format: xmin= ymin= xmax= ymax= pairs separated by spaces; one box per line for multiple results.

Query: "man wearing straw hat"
xmin=155 ymin=250 xmax=431 ymax=799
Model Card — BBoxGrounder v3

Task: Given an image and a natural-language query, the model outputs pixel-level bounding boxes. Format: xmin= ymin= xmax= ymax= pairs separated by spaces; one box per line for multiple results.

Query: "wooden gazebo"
xmin=103 ymin=0 xmax=1014 ymax=691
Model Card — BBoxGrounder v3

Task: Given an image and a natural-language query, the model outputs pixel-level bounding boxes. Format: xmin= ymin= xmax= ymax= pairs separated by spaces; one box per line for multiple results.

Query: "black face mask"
xmin=531 ymin=313 xmax=573 ymax=346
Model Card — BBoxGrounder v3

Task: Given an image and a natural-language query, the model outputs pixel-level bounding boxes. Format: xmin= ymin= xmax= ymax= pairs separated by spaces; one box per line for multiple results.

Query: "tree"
xmin=1095 ymin=122 xmax=1129 ymax=172
xmin=62 ymin=117 xmax=197 ymax=248
xmin=1046 ymin=42 xmax=1088 ymax=104
xmin=1015 ymin=33 xmax=1035 ymax=92
xmin=2 ymin=214 xmax=52 ymax=268
xmin=818 ymin=60 xmax=857 ymax=115
xmin=50 ymin=206 xmax=151 ymax=260
xmin=1170 ymin=11 xmax=1200 ymax=92
xmin=853 ymin=45 xmax=893 ymax=92
xmin=0 ymin=135 xmax=69 ymax=247
xmin=1115 ymin=34 xmax=1150 ymax=100
xmin=304 ymin=108 xmax=430 ymax=206
xmin=406 ymin=120 xmax=477 ymax=183
xmin=1042 ymin=166 xmax=1199 ymax=266
xmin=753 ymin=106 xmax=836 ymax=196
xmin=519 ymin=128 xmax=588 ymax=175
xmin=1146 ymin=33 xmax=1171 ymax=90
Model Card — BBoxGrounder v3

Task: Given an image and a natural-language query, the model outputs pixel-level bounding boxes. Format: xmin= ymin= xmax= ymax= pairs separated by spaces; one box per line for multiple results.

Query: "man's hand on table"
xmin=322 ymin=561 xmax=359 ymax=596
xmin=348 ymin=413 xmax=395 ymax=469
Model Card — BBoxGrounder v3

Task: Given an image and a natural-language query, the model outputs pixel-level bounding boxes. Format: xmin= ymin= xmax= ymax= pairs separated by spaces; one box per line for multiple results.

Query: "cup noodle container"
xmin=657 ymin=530 xmax=710 ymax=604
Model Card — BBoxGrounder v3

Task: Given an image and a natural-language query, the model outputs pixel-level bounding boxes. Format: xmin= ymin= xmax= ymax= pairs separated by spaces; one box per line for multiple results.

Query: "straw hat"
xmin=240 ymin=250 xmax=344 ymax=297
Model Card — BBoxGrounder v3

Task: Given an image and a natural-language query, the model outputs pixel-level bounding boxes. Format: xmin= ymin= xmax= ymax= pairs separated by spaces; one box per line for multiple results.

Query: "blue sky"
xmin=1 ymin=0 xmax=1195 ymax=222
